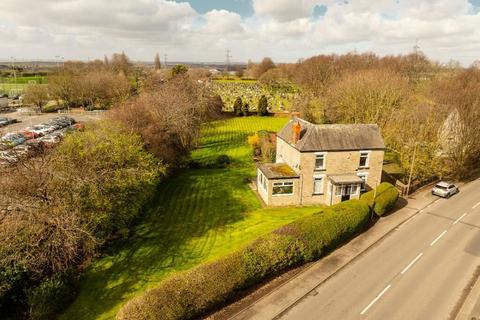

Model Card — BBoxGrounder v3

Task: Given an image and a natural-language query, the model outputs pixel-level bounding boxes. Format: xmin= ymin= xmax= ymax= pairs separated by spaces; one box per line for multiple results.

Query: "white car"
xmin=27 ymin=125 xmax=53 ymax=137
xmin=432 ymin=181 xmax=459 ymax=198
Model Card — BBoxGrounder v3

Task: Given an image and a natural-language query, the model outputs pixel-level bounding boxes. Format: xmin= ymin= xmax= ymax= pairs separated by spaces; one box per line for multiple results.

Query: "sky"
xmin=0 ymin=0 xmax=479 ymax=65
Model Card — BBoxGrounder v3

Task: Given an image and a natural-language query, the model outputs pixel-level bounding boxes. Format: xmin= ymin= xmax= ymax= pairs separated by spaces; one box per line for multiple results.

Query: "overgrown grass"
xmin=61 ymin=117 xmax=320 ymax=320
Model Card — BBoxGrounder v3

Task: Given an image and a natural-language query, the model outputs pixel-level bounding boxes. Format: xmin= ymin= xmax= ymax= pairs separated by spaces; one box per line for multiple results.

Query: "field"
xmin=0 ymin=76 xmax=47 ymax=95
xmin=61 ymin=117 xmax=321 ymax=320
xmin=211 ymin=79 xmax=298 ymax=112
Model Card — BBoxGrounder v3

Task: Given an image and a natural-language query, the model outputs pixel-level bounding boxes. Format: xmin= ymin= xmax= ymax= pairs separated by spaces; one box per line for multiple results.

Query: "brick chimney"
xmin=292 ymin=121 xmax=301 ymax=144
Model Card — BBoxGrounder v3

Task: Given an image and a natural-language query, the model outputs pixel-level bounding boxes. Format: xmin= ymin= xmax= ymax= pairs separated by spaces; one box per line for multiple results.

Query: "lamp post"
xmin=10 ymin=57 xmax=17 ymax=96
xmin=405 ymin=143 xmax=419 ymax=197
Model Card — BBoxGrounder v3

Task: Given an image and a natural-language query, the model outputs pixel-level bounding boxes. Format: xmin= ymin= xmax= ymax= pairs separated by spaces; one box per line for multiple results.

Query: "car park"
xmin=432 ymin=181 xmax=459 ymax=198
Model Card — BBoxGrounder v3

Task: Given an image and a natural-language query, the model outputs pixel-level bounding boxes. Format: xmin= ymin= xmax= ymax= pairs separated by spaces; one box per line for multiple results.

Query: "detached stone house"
xmin=257 ymin=118 xmax=385 ymax=206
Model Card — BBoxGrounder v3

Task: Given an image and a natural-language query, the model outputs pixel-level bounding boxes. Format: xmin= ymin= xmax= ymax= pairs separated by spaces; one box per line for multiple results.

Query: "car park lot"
xmin=0 ymin=111 xmax=101 ymax=165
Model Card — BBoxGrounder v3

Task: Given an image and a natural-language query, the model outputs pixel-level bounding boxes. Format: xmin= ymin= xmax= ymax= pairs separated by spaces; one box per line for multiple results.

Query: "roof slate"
xmin=277 ymin=119 xmax=385 ymax=152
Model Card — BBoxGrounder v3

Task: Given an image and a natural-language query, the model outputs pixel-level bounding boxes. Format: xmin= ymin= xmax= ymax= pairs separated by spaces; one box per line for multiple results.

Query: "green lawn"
xmin=61 ymin=117 xmax=321 ymax=320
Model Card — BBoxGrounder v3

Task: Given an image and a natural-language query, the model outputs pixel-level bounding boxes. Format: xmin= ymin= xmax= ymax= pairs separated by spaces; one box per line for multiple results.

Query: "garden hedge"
xmin=360 ymin=182 xmax=399 ymax=217
xmin=117 ymin=199 xmax=371 ymax=320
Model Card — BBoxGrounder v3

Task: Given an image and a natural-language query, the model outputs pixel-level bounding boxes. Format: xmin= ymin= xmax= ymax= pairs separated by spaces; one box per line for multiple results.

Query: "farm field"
xmin=211 ymin=79 xmax=298 ymax=113
xmin=61 ymin=117 xmax=321 ymax=320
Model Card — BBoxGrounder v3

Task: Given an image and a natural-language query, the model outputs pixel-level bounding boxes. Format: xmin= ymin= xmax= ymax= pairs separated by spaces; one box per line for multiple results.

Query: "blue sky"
xmin=0 ymin=0 xmax=479 ymax=65
xmin=179 ymin=0 xmax=254 ymax=16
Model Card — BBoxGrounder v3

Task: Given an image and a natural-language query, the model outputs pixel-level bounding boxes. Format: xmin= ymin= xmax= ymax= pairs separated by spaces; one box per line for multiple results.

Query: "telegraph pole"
xmin=164 ymin=54 xmax=168 ymax=68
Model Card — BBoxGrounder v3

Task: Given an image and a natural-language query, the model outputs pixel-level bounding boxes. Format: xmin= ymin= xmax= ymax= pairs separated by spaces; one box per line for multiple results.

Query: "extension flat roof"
xmin=328 ymin=174 xmax=364 ymax=185
xmin=257 ymin=163 xmax=300 ymax=180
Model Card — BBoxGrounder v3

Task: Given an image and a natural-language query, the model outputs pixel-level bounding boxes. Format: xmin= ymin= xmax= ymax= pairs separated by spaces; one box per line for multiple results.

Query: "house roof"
xmin=257 ymin=163 xmax=299 ymax=180
xmin=328 ymin=174 xmax=364 ymax=185
xmin=277 ymin=118 xmax=385 ymax=152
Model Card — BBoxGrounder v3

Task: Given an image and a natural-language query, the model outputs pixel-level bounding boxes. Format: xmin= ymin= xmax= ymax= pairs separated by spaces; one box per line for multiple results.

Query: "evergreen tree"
xmin=242 ymin=102 xmax=249 ymax=117
xmin=233 ymin=97 xmax=243 ymax=116
xmin=154 ymin=53 xmax=162 ymax=71
xmin=257 ymin=95 xmax=269 ymax=116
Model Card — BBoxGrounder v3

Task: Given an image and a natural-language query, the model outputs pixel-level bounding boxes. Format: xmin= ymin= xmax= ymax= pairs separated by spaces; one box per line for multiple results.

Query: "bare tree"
xmin=23 ymin=84 xmax=50 ymax=112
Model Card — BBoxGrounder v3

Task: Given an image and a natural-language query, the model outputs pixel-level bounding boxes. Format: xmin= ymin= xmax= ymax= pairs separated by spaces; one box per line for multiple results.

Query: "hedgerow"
xmin=117 ymin=199 xmax=371 ymax=320
xmin=360 ymin=182 xmax=399 ymax=217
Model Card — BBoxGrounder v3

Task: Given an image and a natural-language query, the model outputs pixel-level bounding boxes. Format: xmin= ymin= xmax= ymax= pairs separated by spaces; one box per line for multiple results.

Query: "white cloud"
xmin=202 ymin=10 xmax=245 ymax=34
xmin=0 ymin=0 xmax=479 ymax=65
xmin=252 ymin=0 xmax=320 ymax=21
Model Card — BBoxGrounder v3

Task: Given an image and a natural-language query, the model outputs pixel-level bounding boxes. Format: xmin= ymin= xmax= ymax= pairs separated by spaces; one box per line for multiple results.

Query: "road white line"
xmin=473 ymin=202 xmax=480 ymax=209
xmin=360 ymin=284 xmax=391 ymax=315
xmin=430 ymin=230 xmax=448 ymax=246
xmin=453 ymin=212 xmax=468 ymax=225
xmin=400 ymin=253 xmax=424 ymax=275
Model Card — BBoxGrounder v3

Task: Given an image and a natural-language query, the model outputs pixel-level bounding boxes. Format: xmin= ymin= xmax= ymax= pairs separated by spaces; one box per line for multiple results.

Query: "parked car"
xmin=432 ymin=181 xmax=459 ymax=198
xmin=0 ymin=150 xmax=17 ymax=165
xmin=39 ymin=135 xmax=61 ymax=147
xmin=27 ymin=125 xmax=54 ymax=137
xmin=1 ymin=133 xmax=26 ymax=147
xmin=0 ymin=117 xmax=17 ymax=127
xmin=19 ymin=128 xmax=40 ymax=140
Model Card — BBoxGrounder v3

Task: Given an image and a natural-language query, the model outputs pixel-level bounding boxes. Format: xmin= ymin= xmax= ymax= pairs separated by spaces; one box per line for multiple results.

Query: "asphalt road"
xmin=279 ymin=178 xmax=480 ymax=320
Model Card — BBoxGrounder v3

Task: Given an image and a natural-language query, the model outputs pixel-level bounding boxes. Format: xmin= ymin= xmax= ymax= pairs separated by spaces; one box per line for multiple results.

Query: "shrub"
xmin=27 ymin=271 xmax=78 ymax=320
xmin=242 ymin=102 xmax=249 ymax=116
xmin=257 ymin=95 xmax=269 ymax=116
xmin=233 ymin=97 xmax=243 ymax=116
xmin=117 ymin=200 xmax=371 ymax=320
xmin=215 ymin=154 xmax=231 ymax=168
xmin=360 ymin=182 xmax=399 ymax=217
xmin=277 ymin=200 xmax=370 ymax=261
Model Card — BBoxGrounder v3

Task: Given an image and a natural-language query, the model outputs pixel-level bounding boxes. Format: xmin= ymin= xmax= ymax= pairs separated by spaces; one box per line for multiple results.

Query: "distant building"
xmin=257 ymin=118 xmax=385 ymax=206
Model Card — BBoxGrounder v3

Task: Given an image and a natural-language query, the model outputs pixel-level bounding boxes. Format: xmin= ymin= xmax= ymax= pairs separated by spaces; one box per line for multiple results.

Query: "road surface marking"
xmin=430 ymin=230 xmax=448 ymax=246
xmin=453 ymin=212 xmax=468 ymax=225
xmin=473 ymin=202 xmax=480 ymax=209
xmin=400 ymin=253 xmax=424 ymax=275
xmin=360 ymin=284 xmax=391 ymax=315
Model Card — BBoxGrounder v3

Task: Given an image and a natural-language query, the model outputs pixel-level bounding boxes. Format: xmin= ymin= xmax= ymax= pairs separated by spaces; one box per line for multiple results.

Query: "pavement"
xmin=230 ymin=178 xmax=480 ymax=320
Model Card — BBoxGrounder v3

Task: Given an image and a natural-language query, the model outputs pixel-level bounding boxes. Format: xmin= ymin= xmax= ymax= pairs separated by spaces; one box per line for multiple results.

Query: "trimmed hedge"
xmin=117 ymin=199 xmax=371 ymax=320
xmin=360 ymin=182 xmax=399 ymax=217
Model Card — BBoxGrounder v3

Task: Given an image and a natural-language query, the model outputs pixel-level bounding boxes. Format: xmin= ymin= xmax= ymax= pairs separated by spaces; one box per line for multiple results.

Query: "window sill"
xmin=314 ymin=168 xmax=326 ymax=172
xmin=312 ymin=193 xmax=324 ymax=196
xmin=357 ymin=167 xmax=370 ymax=170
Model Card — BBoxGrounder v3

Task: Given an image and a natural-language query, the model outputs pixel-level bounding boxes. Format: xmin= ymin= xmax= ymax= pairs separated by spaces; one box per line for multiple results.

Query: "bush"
xmin=215 ymin=154 xmax=231 ymax=168
xmin=257 ymin=95 xmax=269 ymax=116
xmin=242 ymin=102 xmax=249 ymax=116
xmin=117 ymin=199 xmax=370 ymax=320
xmin=360 ymin=182 xmax=399 ymax=217
xmin=27 ymin=271 xmax=78 ymax=320
xmin=233 ymin=97 xmax=243 ymax=116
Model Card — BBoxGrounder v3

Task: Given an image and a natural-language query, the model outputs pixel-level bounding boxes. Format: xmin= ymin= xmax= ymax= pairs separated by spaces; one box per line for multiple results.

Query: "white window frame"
xmin=359 ymin=150 xmax=371 ymax=168
xmin=313 ymin=175 xmax=325 ymax=195
xmin=272 ymin=181 xmax=294 ymax=196
xmin=357 ymin=173 xmax=369 ymax=191
xmin=314 ymin=152 xmax=327 ymax=171
xmin=335 ymin=184 xmax=361 ymax=197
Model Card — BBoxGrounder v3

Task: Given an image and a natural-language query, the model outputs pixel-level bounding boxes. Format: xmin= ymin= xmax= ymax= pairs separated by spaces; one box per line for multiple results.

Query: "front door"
xmin=341 ymin=185 xmax=352 ymax=202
